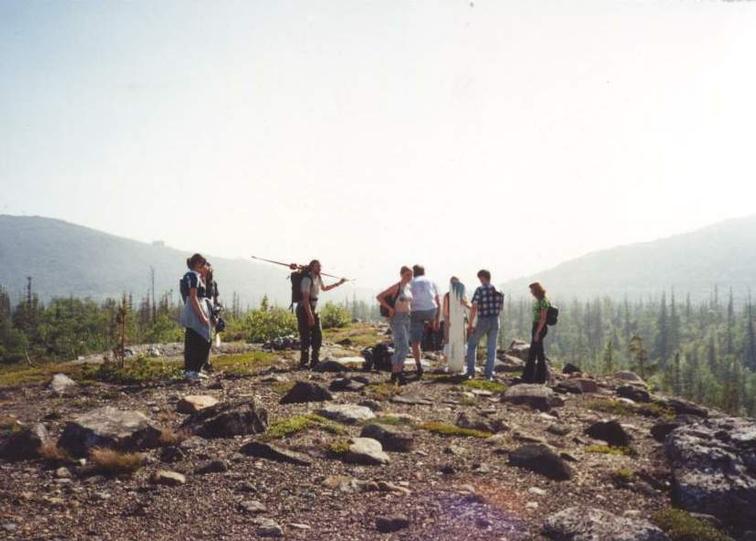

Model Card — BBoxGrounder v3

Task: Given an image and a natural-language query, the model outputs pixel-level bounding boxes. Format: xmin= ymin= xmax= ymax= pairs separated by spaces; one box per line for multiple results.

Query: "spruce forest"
xmin=2 ymin=281 xmax=755 ymax=417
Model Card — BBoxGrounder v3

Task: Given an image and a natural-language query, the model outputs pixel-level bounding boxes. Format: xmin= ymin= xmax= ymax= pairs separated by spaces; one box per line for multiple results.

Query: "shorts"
xmin=410 ymin=308 xmax=437 ymax=343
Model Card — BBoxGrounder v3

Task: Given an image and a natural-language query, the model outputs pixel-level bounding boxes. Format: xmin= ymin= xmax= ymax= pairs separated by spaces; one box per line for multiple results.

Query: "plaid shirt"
xmin=471 ymin=284 xmax=503 ymax=317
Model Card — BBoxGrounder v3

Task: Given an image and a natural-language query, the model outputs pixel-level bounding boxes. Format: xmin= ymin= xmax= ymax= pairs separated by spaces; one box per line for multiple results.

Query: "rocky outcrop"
xmin=543 ymin=507 xmax=669 ymax=541
xmin=665 ymin=416 xmax=756 ymax=531
xmin=280 ymin=382 xmax=333 ymax=404
xmin=360 ymin=424 xmax=414 ymax=452
xmin=0 ymin=423 xmax=50 ymax=461
xmin=502 ymin=385 xmax=564 ymax=411
xmin=58 ymin=407 xmax=162 ymax=457
xmin=240 ymin=441 xmax=312 ymax=465
xmin=49 ymin=374 xmax=77 ymax=395
xmin=176 ymin=395 xmax=219 ymax=414
xmin=181 ymin=399 xmax=268 ymax=439
xmin=585 ymin=420 xmax=632 ymax=447
xmin=508 ymin=444 xmax=573 ymax=481
xmin=315 ymin=404 xmax=375 ymax=425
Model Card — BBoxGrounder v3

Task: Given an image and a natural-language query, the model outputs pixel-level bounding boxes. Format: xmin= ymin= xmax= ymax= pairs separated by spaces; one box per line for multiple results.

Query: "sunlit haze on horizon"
xmin=2 ymin=1 xmax=756 ymax=291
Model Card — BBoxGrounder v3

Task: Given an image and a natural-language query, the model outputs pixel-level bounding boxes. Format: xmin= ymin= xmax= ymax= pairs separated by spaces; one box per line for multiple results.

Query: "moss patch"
xmin=0 ymin=362 xmax=80 ymax=387
xmin=211 ymin=351 xmax=279 ymax=376
xmin=374 ymin=415 xmax=415 ymax=426
xmin=652 ymin=508 xmax=733 ymax=541
xmin=461 ymin=379 xmax=507 ymax=394
xmin=261 ymin=414 xmax=346 ymax=441
xmin=419 ymin=421 xmax=492 ymax=439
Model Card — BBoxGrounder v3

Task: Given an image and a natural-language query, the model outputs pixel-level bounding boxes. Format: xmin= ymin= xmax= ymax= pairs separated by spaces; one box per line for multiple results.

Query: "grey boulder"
xmin=58 ymin=407 xmax=162 ymax=457
xmin=543 ymin=507 xmax=669 ymax=541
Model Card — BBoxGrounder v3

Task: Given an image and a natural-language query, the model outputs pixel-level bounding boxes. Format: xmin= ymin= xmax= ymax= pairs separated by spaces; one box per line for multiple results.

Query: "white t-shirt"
xmin=410 ymin=276 xmax=439 ymax=312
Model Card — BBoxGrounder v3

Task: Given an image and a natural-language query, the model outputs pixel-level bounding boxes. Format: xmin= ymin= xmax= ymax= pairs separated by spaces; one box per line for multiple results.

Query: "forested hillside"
xmin=502 ymin=214 xmax=756 ymax=302
xmin=0 ymin=215 xmax=293 ymax=306
xmin=501 ymin=289 xmax=756 ymax=416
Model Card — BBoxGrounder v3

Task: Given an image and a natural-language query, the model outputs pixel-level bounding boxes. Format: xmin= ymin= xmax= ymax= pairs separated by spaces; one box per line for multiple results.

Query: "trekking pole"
xmin=250 ymin=256 xmax=354 ymax=282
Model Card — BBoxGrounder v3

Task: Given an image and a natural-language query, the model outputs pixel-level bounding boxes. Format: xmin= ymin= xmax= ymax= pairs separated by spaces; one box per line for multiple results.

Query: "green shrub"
xmin=319 ymin=303 xmax=351 ymax=329
xmin=652 ymin=508 xmax=733 ymax=541
xmin=240 ymin=308 xmax=298 ymax=343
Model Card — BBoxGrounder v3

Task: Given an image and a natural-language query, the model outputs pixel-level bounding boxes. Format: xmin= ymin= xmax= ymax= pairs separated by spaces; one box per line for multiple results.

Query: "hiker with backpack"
xmin=521 ymin=281 xmax=557 ymax=384
xmin=376 ymin=266 xmax=414 ymax=385
xmin=409 ymin=265 xmax=441 ymax=379
xmin=179 ymin=253 xmax=213 ymax=381
xmin=293 ymin=259 xmax=347 ymax=368
xmin=465 ymin=270 xmax=504 ymax=381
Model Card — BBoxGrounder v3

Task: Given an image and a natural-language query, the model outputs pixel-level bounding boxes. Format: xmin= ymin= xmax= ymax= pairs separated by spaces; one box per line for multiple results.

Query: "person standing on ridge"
xmin=521 ymin=281 xmax=551 ymax=384
xmin=179 ymin=253 xmax=212 ymax=381
xmin=409 ymin=264 xmax=441 ymax=379
xmin=465 ymin=269 xmax=503 ymax=381
xmin=296 ymin=259 xmax=347 ymax=368
xmin=377 ymin=265 xmax=414 ymax=385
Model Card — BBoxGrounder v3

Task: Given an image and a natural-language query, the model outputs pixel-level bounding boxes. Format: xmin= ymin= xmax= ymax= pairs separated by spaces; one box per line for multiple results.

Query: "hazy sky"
xmin=2 ymin=1 xmax=756 ymax=292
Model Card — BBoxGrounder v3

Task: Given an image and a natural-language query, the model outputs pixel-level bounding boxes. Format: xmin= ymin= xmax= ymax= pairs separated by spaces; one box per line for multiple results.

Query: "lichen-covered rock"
xmin=315 ymin=404 xmax=375 ymax=425
xmin=666 ymin=416 xmax=756 ymax=531
xmin=176 ymin=395 xmax=219 ymax=414
xmin=58 ymin=407 xmax=161 ymax=457
xmin=181 ymin=399 xmax=267 ymax=439
xmin=508 ymin=444 xmax=573 ymax=481
xmin=543 ymin=507 xmax=669 ymax=541
xmin=503 ymin=385 xmax=564 ymax=411
xmin=360 ymin=424 xmax=414 ymax=452
xmin=280 ymin=382 xmax=333 ymax=404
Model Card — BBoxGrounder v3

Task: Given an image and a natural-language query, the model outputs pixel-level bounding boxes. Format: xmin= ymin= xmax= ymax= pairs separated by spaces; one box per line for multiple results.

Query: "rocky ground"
xmin=0 ymin=331 xmax=754 ymax=541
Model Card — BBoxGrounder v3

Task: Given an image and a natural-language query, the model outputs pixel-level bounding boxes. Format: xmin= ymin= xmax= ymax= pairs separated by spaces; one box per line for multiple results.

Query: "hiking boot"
xmin=397 ymin=373 xmax=408 ymax=386
xmin=299 ymin=351 xmax=309 ymax=368
xmin=310 ymin=351 xmax=320 ymax=369
xmin=390 ymin=373 xmax=398 ymax=384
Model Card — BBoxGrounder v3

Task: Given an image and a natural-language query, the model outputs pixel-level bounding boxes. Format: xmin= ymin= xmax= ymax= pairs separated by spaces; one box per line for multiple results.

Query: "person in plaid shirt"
xmin=465 ymin=269 xmax=504 ymax=380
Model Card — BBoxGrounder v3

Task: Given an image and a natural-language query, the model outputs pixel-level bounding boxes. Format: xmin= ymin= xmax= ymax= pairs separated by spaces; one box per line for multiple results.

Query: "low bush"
xmin=261 ymin=414 xmax=346 ymax=441
xmin=461 ymin=379 xmax=508 ymax=393
xmin=319 ymin=303 xmax=351 ymax=329
xmin=585 ymin=444 xmax=636 ymax=457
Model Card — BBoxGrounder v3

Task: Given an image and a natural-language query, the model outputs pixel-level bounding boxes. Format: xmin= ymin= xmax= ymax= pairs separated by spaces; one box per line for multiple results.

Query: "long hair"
xmin=306 ymin=259 xmax=320 ymax=273
xmin=529 ymin=281 xmax=546 ymax=299
xmin=450 ymin=277 xmax=466 ymax=300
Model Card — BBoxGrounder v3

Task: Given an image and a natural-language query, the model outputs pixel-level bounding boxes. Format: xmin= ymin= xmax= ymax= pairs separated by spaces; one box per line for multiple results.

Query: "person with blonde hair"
xmin=377 ymin=266 xmax=414 ymax=385
xmin=521 ymin=281 xmax=551 ymax=384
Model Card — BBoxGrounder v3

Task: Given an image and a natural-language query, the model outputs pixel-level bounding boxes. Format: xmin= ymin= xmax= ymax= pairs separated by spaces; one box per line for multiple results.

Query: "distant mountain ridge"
xmin=501 ymin=214 xmax=756 ymax=302
xmin=0 ymin=215 xmax=296 ymax=306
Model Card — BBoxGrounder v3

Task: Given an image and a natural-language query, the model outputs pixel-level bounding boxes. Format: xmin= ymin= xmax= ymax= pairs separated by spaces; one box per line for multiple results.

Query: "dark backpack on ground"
xmin=547 ymin=305 xmax=559 ymax=326
xmin=362 ymin=343 xmax=393 ymax=372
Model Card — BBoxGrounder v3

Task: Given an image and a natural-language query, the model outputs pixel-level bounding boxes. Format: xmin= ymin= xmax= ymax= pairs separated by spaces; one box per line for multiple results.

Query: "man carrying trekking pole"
xmin=294 ymin=259 xmax=347 ymax=369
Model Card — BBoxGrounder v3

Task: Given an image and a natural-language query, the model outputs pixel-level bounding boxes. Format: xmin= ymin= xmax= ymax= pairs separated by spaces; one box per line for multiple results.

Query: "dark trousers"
xmin=296 ymin=304 xmax=322 ymax=364
xmin=184 ymin=328 xmax=211 ymax=373
xmin=522 ymin=323 xmax=548 ymax=384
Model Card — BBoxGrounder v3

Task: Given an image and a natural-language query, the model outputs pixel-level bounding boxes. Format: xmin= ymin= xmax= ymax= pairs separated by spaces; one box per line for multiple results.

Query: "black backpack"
xmin=290 ymin=270 xmax=311 ymax=306
xmin=379 ymin=283 xmax=401 ymax=317
xmin=547 ymin=305 xmax=559 ymax=326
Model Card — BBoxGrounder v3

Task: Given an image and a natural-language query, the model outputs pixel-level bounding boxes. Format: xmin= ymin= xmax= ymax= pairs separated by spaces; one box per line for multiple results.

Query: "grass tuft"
xmin=81 ymin=357 xmax=182 ymax=385
xmin=323 ymin=323 xmax=384 ymax=350
xmin=89 ymin=447 xmax=145 ymax=476
xmin=585 ymin=398 xmax=674 ymax=420
xmin=39 ymin=442 xmax=72 ymax=463
xmin=652 ymin=508 xmax=733 ymax=541
xmin=210 ymin=352 xmax=279 ymax=376
xmin=327 ymin=439 xmax=351 ymax=455
xmin=419 ymin=421 xmax=492 ymax=439
xmin=585 ymin=444 xmax=636 ymax=457
xmin=365 ymin=382 xmax=402 ymax=401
